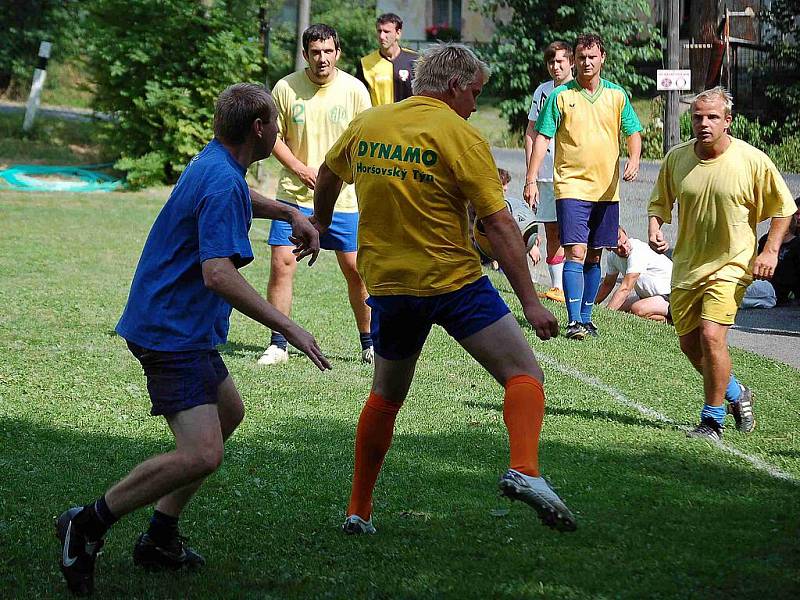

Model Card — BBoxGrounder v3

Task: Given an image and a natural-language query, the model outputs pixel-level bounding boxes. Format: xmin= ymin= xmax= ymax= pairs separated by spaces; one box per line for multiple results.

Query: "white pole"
xmin=23 ymin=41 xmax=52 ymax=133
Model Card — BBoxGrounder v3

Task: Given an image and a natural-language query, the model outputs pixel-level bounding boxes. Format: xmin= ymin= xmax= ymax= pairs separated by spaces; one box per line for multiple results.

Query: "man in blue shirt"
xmin=55 ymin=83 xmax=331 ymax=596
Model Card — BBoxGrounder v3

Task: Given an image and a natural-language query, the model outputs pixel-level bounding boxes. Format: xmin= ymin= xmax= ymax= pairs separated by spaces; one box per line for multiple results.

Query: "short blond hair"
xmin=692 ymin=86 xmax=734 ymax=116
xmin=412 ymin=43 xmax=491 ymax=95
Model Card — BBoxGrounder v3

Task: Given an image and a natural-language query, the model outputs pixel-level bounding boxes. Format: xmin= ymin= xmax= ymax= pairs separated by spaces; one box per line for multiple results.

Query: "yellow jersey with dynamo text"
xmin=535 ymin=78 xmax=642 ymax=201
xmin=648 ymin=137 xmax=796 ymax=289
xmin=273 ymin=69 xmax=371 ymax=212
xmin=325 ymin=96 xmax=507 ymax=296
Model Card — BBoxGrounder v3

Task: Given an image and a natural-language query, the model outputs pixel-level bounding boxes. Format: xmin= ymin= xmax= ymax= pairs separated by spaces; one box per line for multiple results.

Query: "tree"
xmin=761 ymin=0 xmax=800 ymax=128
xmin=0 ymin=0 xmax=83 ymax=97
xmin=475 ymin=0 xmax=662 ymax=133
xmin=85 ymin=0 xmax=267 ymax=186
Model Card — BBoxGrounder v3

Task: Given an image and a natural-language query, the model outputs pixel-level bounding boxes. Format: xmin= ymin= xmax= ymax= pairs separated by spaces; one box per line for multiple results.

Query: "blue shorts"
xmin=126 ymin=341 xmax=229 ymax=416
xmin=367 ymin=276 xmax=511 ymax=360
xmin=556 ymin=198 xmax=619 ymax=249
xmin=268 ymin=203 xmax=358 ymax=252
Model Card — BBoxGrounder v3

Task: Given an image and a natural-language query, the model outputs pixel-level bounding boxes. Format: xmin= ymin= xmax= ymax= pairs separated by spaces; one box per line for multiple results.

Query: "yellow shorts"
xmin=671 ymin=280 xmax=747 ymax=337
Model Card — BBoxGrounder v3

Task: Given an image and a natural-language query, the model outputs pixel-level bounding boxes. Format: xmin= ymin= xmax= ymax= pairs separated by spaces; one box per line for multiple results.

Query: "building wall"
xmin=377 ymin=0 xmax=510 ymax=43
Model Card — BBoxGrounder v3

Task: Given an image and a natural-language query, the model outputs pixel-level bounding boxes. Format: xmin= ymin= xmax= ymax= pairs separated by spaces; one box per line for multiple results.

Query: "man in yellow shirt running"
xmin=258 ymin=24 xmax=374 ymax=367
xmin=648 ymin=87 xmax=796 ymax=441
xmin=314 ymin=43 xmax=576 ymax=535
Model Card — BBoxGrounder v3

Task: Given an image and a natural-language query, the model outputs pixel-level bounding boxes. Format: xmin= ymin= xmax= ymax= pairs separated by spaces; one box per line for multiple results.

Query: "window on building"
xmin=433 ymin=0 xmax=462 ymax=30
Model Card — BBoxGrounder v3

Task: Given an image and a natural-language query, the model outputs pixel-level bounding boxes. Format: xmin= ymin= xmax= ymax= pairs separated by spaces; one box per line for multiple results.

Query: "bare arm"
xmin=524 ymin=120 xmax=536 ymax=173
xmin=312 ymin=162 xmax=344 ymax=234
xmin=622 ymin=132 xmax=642 ymax=181
xmin=595 ymin=273 xmax=618 ymax=305
xmin=481 ymin=208 xmax=558 ymax=340
xmin=201 ymin=257 xmax=330 ymax=370
xmin=249 ymin=187 xmax=320 ymax=264
xmin=523 ymin=133 xmax=551 ymax=208
xmin=606 ymin=273 xmax=640 ymax=310
xmin=648 ymin=215 xmax=669 ymax=254
xmin=753 ymin=215 xmax=792 ymax=280
xmin=272 ymin=138 xmax=318 ymax=189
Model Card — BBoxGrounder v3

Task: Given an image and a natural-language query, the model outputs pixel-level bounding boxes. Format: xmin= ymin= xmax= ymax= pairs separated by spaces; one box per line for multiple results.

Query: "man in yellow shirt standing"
xmin=526 ymin=34 xmax=642 ymax=340
xmin=315 ymin=44 xmax=576 ymax=535
xmin=648 ymin=87 xmax=796 ymax=441
xmin=258 ymin=24 xmax=373 ymax=367
xmin=357 ymin=13 xmax=418 ymax=106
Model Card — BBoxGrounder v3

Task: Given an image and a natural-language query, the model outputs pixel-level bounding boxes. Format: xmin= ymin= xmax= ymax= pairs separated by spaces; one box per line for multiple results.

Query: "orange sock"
xmin=503 ymin=374 xmax=545 ymax=477
xmin=346 ymin=391 xmax=402 ymax=520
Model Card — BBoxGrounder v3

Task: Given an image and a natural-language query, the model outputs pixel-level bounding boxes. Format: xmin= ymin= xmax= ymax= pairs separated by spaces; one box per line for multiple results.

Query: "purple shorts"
xmin=556 ymin=198 xmax=619 ymax=249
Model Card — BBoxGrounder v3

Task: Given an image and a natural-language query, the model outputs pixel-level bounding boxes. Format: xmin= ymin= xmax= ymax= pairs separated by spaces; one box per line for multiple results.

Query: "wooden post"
xmin=664 ymin=0 xmax=681 ymax=154
xmin=23 ymin=41 xmax=52 ymax=133
xmin=295 ymin=0 xmax=311 ymax=72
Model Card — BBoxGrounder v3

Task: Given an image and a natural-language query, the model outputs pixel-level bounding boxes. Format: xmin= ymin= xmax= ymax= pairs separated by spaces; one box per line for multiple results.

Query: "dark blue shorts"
xmin=367 ymin=276 xmax=511 ymax=360
xmin=556 ymin=198 xmax=619 ymax=249
xmin=268 ymin=203 xmax=358 ymax=252
xmin=126 ymin=341 xmax=229 ymax=416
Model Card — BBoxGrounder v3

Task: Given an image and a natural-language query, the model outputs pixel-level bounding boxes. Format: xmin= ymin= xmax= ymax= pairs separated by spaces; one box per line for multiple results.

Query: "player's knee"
xmin=181 ymin=445 xmax=224 ymax=478
xmin=630 ymin=303 xmax=645 ymax=317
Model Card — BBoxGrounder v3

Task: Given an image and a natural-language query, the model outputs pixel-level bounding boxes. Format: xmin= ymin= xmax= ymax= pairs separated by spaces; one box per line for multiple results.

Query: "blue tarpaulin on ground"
xmin=0 ymin=164 xmax=122 ymax=192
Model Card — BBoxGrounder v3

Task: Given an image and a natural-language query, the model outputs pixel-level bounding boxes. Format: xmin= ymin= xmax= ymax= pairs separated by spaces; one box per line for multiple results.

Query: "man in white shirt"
xmin=596 ymin=227 xmax=672 ymax=321
xmin=523 ymin=41 xmax=573 ymax=303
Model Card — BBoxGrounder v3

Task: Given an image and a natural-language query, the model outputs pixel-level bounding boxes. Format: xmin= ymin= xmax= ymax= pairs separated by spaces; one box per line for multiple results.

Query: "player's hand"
xmin=523 ymin=303 xmax=559 ymax=341
xmin=752 ymin=250 xmax=778 ymax=280
xmin=523 ymin=181 xmax=539 ymax=211
xmin=623 ymin=158 xmax=640 ymax=181
xmin=288 ymin=212 xmax=321 ymax=266
xmin=295 ymin=164 xmax=318 ymax=190
xmin=283 ymin=324 xmax=331 ymax=371
xmin=648 ymin=229 xmax=669 ymax=254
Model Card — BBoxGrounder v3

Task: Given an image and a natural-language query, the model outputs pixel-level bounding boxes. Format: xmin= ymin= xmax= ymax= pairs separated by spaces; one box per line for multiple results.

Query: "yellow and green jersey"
xmin=357 ymin=49 xmax=417 ymax=106
xmin=273 ymin=69 xmax=371 ymax=212
xmin=648 ymin=137 xmax=796 ymax=289
xmin=535 ymin=78 xmax=642 ymax=202
xmin=325 ymin=96 xmax=507 ymax=297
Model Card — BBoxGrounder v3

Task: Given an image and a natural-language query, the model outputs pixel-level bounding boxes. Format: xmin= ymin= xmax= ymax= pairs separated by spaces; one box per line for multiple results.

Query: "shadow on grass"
xmin=1 ymin=415 xmax=798 ymax=599
xmin=463 ymin=400 xmax=673 ymax=432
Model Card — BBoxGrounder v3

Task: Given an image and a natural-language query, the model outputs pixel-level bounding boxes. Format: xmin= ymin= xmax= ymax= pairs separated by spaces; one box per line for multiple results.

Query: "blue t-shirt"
xmin=116 ymin=139 xmax=254 ymax=351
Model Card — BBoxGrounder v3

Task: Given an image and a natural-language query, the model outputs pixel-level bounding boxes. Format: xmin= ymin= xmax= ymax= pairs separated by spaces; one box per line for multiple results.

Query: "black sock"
xmin=74 ymin=495 xmax=117 ymax=541
xmin=147 ymin=510 xmax=179 ymax=545
xmin=270 ymin=332 xmax=288 ymax=351
xmin=359 ymin=332 xmax=373 ymax=351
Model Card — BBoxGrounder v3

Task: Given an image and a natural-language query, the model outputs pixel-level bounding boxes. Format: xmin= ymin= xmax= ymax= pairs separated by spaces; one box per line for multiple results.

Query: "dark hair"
xmin=497 ymin=168 xmax=511 ymax=186
xmin=302 ymin=23 xmax=340 ymax=53
xmin=377 ymin=13 xmax=402 ymax=30
xmin=574 ymin=33 xmax=605 ymax=55
xmin=214 ymin=83 xmax=274 ymax=144
xmin=544 ymin=41 xmax=573 ymax=63
xmin=795 ymin=196 xmax=800 ymax=208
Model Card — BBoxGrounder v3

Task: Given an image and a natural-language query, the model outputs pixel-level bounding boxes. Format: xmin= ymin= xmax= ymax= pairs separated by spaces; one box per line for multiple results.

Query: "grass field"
xmin=1 ymin=190 xmax=799 ymax=599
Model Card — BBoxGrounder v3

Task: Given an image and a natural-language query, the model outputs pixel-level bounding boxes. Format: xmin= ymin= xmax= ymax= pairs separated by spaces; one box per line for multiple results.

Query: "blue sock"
xmin=725 ymin=374 xmax=742 ymax=403
xmin=359 ymin=332 xmax=372 ymax=351
xmin=147 ymin=509 xmax=179 ymax=545
xmin=562 ymin=261 xmax=584 ymax=323
xmin=580 ymin=262 xmax=602 ymax=323
xmin=700 ymin=404 xmax=727 ymax=427
xmin=270 ymin=332 xmax=287 ymax=350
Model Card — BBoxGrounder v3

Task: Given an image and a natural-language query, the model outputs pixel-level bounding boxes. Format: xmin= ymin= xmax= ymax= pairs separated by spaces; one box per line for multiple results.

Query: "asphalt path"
xmin=492 ymin=147 xmax=800 ymax=370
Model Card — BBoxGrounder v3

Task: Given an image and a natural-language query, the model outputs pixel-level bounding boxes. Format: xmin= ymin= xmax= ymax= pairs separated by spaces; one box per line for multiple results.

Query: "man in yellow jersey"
xmin=314 ymin=43 xmax=576 ymax=535
xmin=258 ymin=24 xmax=374 ymax=367
xmin=648 ymin=87 xmax=795 ymax=441
xmin=357 ymin=13 xmax=418 ymax=106
xmin=525 ymin=33 xmax=642 ymax=340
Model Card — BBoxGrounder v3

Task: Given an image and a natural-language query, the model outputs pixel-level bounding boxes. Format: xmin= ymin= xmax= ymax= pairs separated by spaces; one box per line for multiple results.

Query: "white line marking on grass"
xmin=537 ymin=353 xmax=798 ymax=484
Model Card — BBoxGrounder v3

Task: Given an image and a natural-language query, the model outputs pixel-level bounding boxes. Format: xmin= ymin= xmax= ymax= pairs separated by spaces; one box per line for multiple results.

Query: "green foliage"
xmin=267 ymin=0 xmax=377 ymax=84
xmin=475 ymin=0 xmax=662 ymax=133
xmin=85 ymin=0 xmax=266 ymax=185
xmin=761 ymin=0 xmax=800 ymax=128
xmin=0 ymin=0 xmax=84 ymax=97
xmin=0 ymin=112 xmax=106 ymax=164
xmin=637 ymin=97 xmax=800 ymax=171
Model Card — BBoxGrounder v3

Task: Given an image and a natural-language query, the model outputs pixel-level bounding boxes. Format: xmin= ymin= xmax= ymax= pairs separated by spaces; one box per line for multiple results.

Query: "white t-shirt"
xmin=606 ymin=238 xmax=673 ymax=298
xmin=527 ymin=80 xmax=555 ymax=182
